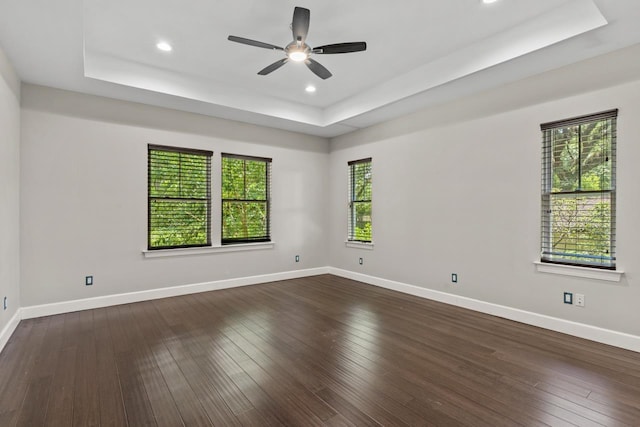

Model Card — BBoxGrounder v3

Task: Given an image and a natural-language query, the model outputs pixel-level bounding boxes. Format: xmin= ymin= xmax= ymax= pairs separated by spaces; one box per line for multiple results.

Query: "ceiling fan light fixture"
xmin=288 ymin=50 xmax=308 ymax=62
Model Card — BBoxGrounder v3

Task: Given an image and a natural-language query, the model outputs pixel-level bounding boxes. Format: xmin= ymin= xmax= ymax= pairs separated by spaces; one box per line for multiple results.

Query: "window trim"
xmin=345 ymin=240 xmax=374 ymax=250
xmin=540 ymin=109 xmax=617 ymax=270
xmin=142 ymin=241 xmax=275 ymax=258
xmin=147 ymin=144 xmax=213 ymax=250
xmin=533 ymin=261 xmax=623 ymax=282
xmin=540 ymin=110 xmax=618 ymax=130
xmin=348 ymin=157 xmax=372 ymax=243
xmin=221 ymin=153 xmax=272 ymax=245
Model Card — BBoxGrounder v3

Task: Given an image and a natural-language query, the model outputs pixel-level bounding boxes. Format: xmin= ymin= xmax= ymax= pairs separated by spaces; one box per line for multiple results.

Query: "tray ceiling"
xmin=1 ymin=0 xmax=639 ymax=136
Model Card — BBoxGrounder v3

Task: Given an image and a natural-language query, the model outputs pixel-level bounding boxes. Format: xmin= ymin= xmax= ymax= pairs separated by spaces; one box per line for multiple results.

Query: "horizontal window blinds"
xmin=348 ymin=158 xmax=372 ymax=242
xmin=540 ymin=110 xmax=617 ymax=269
xmin=221 ymin=153 xmax=272 ymax=244
xmin=148 ymin=145 xmax=212 ymax=250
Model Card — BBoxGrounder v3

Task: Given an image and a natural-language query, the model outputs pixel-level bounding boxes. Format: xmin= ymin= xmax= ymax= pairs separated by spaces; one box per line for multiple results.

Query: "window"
xmin=148 ymin=145 xmax=212 ymax=249
xmin=541 ymin=109 xmax=617 ymax=269
xmin=348 ymin=158 xmax=372 ymax=242
xmin=221 ymin=154 xmax=271 ymax=244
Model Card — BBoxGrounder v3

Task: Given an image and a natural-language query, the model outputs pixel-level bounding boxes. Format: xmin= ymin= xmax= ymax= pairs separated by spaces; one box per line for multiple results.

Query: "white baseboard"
xmin=329 ymin=268 xmax=640 ymax=353
xmin=0 ymin=309 xmax=22 ymax=354
xmin=21 ymin=267 xmax=330 ymax=320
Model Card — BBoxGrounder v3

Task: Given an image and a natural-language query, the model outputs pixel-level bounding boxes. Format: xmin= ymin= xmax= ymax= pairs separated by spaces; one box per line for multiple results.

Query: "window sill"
xmin=345 ymin=241 xmax=374 ymax=250
xmin=143 ymin=242 xmax=274 ymax=258
xmin=534 ymin=262 xmax=623 ymax=282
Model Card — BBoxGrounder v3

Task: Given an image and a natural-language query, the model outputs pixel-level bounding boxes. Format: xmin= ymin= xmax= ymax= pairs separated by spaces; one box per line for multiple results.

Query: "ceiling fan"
xmin=228 ymin=6 xmax=367 ymax=80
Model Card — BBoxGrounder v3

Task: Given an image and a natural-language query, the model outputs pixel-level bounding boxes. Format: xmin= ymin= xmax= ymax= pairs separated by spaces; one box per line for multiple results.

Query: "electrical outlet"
xmin=85 ymin=276 xmax=93 ymax=286
xmin=575 ymin=293 xmax=585 ymax=307
xmin=358 ymin=257 xmax=363 ymax=265
xmin=295 ymin=255 xmax=300 ymax=262
xmin=564 ymin=292 xmax=573 ymax=304
xmin=451 ymin=273 xmax=458 ymax=283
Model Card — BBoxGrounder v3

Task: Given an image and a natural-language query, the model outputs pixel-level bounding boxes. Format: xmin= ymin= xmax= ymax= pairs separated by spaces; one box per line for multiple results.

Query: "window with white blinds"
xmin=148 ymin=145 xmax=212 ymax=250
xmin=221 ymin=153 xmax=272 ymax=244
xmin=348 ymin=158 xmax=372 ymax=242
xmin=540 ymin=109 xmax=617 ymax=269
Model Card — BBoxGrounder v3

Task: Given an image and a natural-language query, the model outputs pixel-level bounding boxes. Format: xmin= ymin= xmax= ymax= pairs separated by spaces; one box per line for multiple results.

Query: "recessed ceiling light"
xmin=483 ymin=0 xmax=498 ymax=3
xmin=156 ymin=41 xmax=172 ymax=52
xmin=305 ymin=85 xmax=316 ymax=93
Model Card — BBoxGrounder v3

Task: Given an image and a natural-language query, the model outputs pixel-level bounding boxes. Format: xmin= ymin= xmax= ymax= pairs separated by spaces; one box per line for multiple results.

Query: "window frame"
xmin=348 ymin=157 xmax=373 ymax=243
xmin=147 ymin=144 xmax=213 ymax=250
xmin=221 ymin=153 xmax=272 ymax=245
xmin=540 ymin=109 xmax=617 ymax=270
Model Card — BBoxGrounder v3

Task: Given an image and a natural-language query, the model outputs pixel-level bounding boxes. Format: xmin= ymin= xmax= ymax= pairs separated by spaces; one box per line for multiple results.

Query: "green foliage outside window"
xmin=148 ymin=147 xmax=211 ymax=249
xmin=549 ymin=196 xmax=612 ymax=262
xmin=349 ymin=160 xmax=372 ymax=242
xmin=550 ymin=122 xmax=612 ymax=192
xmin=222 ymin=156 xmax=270 ymax=243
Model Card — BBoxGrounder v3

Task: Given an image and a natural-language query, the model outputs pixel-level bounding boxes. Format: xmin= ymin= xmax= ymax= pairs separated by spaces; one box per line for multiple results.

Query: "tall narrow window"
xmin=541 ymin=109 xmax=617 ymax=269
xmin=348 ymin=158 xmax=372 ymax=242
xmin=221 ymin=154 xmax=271 ymax=244
xmin=148 ymin=145 xmax=212 ymax=249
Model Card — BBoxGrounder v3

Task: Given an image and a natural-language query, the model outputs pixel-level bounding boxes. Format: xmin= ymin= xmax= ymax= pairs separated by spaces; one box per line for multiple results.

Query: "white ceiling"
xmin=1 ymin=0 xmax=639 ymax=137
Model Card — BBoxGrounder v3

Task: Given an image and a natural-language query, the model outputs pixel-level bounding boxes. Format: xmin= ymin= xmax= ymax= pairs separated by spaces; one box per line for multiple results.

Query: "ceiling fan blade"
xmin=312 ymin=42 xmax=367 ymax=54
xmin=291 ymin=7 xmax=310 ymax=43
xmin=305 ymin=58 xmax=332 ymax=80
xmin=258 ymin=58 xmax=289 ymax=76
xmin=228 ymin=35 xmax=283 ymax=51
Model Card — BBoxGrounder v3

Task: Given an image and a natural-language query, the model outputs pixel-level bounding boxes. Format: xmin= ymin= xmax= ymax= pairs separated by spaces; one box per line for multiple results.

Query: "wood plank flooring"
xmin=1 ymin=274 xmax=639 ymax=426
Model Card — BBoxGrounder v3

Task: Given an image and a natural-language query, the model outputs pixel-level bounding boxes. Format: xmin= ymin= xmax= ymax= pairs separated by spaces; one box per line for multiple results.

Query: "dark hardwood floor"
xmin=1 ymin=274 xmax=639 ymax=426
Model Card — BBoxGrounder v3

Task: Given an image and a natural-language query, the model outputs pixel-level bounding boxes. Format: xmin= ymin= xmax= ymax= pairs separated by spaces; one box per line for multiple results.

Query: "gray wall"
xmin=0 ymin=46 xmax=21 ymax=331
xmin=329 ymin=55 xmax=640 ymax=336
xmin=20 ymin=85 xmax=330 ymax=306
xmin=12 ymin=44 xmax=640 ymax=342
